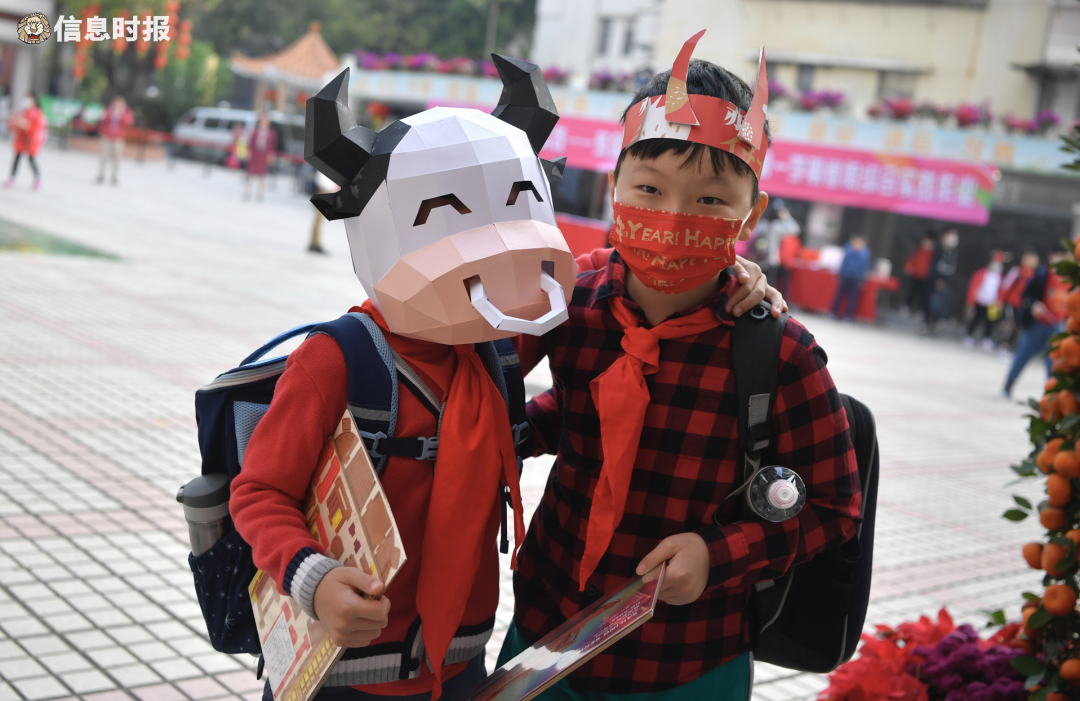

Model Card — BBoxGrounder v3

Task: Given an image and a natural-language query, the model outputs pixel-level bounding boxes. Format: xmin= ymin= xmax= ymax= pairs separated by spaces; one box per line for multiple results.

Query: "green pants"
xmin=496 ymin=622 xmax=752 ymax=701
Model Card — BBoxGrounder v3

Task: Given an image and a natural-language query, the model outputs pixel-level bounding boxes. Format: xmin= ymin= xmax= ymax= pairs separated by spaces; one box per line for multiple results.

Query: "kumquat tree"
xmin=997 ymin=122 xmax=1080 ymax=699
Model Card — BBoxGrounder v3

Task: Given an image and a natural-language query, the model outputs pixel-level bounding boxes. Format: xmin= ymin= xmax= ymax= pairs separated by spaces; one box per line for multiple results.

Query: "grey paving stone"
xmin=107 ymin=663 xmax=163 ymax=688
xmin=18 ymin=635 xmax=71 ymax=656
xmin=58 ymin=669 xmax=114 ymax=694
xmin=37 ymin=651 xmax=94 ymax=674
xmin=85 ymin=646 xmax=139 ymax=668
xmin=11 ymin=676 xmax=70 ymax=701
xmin=0 ymin=656 xmax=49 ymax=680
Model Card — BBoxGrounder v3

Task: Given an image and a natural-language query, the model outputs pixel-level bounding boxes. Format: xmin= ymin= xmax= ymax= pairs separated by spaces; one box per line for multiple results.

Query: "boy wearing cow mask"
xmin=230 ymin=54 xmax=779 ymax=701
xmin=500 ymin=32 xmax=862 ymax=699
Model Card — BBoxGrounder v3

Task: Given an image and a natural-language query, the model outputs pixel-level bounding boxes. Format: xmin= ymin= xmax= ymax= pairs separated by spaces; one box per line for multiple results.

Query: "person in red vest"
xmin=243 ymin=111 xmax=277 ymax=201
xmin=4 ymin=94 xmax=46 ymax=190
xmin=1004 ymin=248 xmax=1069 ymax=397
xmin=902 ymin=232 xmax=935 ymax=317
xmin=998 ymin=251 xmax=1039 ymax=351
xmin=964 ymin=251 xmax=1004 ymax=350
xmin=96 ymin=95 xmax=134 ymax=185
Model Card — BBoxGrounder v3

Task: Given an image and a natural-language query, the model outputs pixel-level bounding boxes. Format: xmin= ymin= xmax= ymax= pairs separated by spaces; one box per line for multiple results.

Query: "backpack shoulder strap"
xmin=309 ymin=312 xmax=399 ymax=472
xmin=731 ymin=303 xmax=789 ymax=480
xmin=478 ymin=338 xmax=530 ymax=555
xmin=490 ymin=338 xmax=530 ymax=454
xmin=310 ymin=312 xmax=441 ymax=471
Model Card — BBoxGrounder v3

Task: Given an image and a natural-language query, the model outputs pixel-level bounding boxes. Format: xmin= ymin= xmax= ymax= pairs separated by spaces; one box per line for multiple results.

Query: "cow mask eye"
xmin=413 ymin=194 xmax=472 ymax=226
xmin=506 ymin=181 xmax=544 ymax=206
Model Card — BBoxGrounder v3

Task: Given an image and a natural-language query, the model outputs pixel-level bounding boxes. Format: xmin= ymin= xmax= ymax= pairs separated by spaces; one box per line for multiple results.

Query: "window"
xmin=879 ymin=71 xmax=917 ymax=100
xmin=203 ymin=117 xmax=221 ymax=129
xmin=596 ymin=17 xmax=612 ymax=57
xmin=796 ymin=65 xmax=815 ymax=93
xmin=227 ymin=120 xmax=246 ymax=131
xmin=623 ymin=22 xmax=635 ymax=56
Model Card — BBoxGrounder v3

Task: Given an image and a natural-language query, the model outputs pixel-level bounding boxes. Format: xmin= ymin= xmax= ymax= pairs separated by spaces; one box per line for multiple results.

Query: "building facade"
xmin=0 ymin=0 xmax=55 ymax=105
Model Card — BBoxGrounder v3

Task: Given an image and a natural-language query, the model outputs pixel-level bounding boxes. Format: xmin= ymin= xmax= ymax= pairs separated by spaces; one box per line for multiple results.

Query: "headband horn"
xmin=664 ymin=29 xmax=705 ymax=126
xmin=739 ymin=48 xmax=768 ymax=150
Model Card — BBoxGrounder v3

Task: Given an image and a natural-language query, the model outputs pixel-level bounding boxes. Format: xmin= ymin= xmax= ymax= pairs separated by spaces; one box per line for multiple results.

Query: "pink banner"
xmin=760 ymin=141 xmax=997 ymax=225
xmin=538 ymin=115 xmax=625 ymax=173
xmin=427 ymin=101 xmax=623 ymax=172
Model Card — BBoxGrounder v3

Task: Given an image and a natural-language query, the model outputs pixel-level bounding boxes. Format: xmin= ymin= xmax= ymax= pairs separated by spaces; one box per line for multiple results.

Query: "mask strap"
xmin=737 ymin=200 xmax=757 ymax=238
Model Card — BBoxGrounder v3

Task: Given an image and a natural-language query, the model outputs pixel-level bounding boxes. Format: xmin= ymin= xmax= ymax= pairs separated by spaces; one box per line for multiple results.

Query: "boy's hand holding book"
xmin=636 ymin=533 xmax=710 ymax=606
xmin=314 ymin=568 xmax=391 ymax=648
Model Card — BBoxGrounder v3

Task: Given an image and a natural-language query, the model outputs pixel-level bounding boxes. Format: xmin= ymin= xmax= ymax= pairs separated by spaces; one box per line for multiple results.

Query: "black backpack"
xmin=731 ymin=304 xmax=879 ymax=673
xmin=186 ymin=312 xmax=529 ymax=655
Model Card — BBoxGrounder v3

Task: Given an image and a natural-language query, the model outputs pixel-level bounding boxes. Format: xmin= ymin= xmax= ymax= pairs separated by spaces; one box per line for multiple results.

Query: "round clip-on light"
xmin=745 ymin=466 xmax=806 ymax=522
xmin=469 ymin=270 xmax=568 ymax=336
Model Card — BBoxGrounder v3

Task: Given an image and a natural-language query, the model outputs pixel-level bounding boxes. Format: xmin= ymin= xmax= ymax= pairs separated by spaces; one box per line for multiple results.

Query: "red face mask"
xmin=608 ymin=201 xmax=750 ymax=294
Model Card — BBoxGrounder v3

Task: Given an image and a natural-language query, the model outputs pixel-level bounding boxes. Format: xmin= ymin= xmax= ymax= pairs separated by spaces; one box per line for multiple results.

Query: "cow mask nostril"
xmin=467 ymin=262 xmax=567 ymax=336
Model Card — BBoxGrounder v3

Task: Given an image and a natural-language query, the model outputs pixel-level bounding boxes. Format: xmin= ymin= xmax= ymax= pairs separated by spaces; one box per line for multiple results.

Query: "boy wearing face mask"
xmin=501 ymin=33 xmax=862 ymax=700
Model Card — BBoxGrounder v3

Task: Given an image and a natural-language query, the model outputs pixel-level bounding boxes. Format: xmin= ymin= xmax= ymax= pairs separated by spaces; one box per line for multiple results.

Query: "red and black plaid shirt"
xmin=512 ymin=249 xmax=862 ymax=693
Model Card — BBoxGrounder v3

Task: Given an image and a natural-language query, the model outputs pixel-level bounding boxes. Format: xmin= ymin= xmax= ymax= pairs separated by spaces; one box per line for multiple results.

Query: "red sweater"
xmin=230 ymin=312 xmax=500 ymax=694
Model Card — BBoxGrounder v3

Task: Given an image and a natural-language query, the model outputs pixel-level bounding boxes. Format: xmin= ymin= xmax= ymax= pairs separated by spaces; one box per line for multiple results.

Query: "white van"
xmin=172 ymin=107 xmax=305 ymax=166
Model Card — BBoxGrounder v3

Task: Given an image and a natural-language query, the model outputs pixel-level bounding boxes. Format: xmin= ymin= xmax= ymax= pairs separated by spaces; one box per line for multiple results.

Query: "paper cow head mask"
xmin=304 ymin=56 xmax=576 ymax=344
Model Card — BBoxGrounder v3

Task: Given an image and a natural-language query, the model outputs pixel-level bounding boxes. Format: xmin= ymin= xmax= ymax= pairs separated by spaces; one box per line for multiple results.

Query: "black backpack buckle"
xmin=416 ymin=436 xmax=439 ymax=461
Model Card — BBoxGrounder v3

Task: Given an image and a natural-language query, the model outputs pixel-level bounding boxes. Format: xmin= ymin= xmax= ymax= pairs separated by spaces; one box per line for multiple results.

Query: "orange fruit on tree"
xmin=1040 ymin=447 xmax=1057 ymax=473
xmin=1067 ymin=529 xmax=1080 ymax=547
xmin=1023 ymin=607 xmax=1041 ymax=638
xmin=1041 ymin=506 xmax=1068 ymax=531
xmin=1063 ymin=337 xmax=1080 ymax=368
xmin=1069 ymin=316 xmax=1080 ymax=335
xmin=1062 ymin=657 xmax=1080 ymax=684
xmin=1049 ymin=692 xmax=1069 ymax=701
xmin=1016 ymin=638 xmax=1035 ymax=655
xmin=1048 ymin=378 xmax=1060 ymax=392
xmin=1068 ymin=289 xmax=1080 ymax=318
xmin=1043 ymin=542 xmax=1072 ymax=576
xmin=1055 ymin=449 xmax=1080 ymax=478
xmin=1024 ymin=542 xmax=1044 ymax=568
xmin=1043 ymin=584 xmax=1077 ymax=616
xmin=1042 ymin=395 xmax=1055 ymax=421
xmin=1049 ymin=473 xmax=1073 ymax=506
xmin=1052 ymin=345 xmax=1064 ymax=362
xmin=1059 ymin=392 xmax=1080 ymax=417
xmin=1053 ymin=358 xmax=1075 ymax=376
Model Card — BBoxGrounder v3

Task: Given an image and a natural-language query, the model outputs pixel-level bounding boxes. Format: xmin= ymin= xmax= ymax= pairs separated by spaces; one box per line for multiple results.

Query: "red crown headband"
xmin=621 ymin=30 xmax=769 ymax=178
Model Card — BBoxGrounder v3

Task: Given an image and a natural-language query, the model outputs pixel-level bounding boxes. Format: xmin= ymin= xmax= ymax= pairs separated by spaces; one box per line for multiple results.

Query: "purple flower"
xmin=1036 ymin=109 xmax=1061 ymax=129
xmin=988 ymin=677 xmax=1024 ymax=701
xmin=767 ymin=78 xmax=787 ymax=99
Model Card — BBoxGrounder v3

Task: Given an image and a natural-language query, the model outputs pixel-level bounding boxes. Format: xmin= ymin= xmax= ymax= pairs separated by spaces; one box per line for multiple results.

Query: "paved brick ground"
xmin=0 ymin=146 xmax=1054 ymax=700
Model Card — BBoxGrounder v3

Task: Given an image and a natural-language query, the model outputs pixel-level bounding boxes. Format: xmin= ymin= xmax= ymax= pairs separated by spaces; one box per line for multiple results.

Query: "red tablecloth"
xmin=788 ymin=265 xmax=899 ymax=322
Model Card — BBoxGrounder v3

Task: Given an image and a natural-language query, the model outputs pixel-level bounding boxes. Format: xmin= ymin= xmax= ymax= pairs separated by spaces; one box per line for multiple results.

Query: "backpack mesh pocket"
xmin=188 ymin=528 xmax=261 ymax=654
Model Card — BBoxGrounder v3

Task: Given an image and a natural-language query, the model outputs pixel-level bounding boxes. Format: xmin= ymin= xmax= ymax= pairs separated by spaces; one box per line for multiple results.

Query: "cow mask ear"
xmin=305 ymin=69 xmax=378 ymax=220
xmin=490 ymin=54 xmax=559 ymax=154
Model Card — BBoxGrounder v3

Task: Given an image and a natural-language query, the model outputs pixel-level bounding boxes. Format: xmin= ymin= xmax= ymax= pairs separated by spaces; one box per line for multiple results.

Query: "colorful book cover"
xmin=249 ymin=411 xmax=406 ymax=701
xmin=465 ymin=564 xmax=666 ymax=701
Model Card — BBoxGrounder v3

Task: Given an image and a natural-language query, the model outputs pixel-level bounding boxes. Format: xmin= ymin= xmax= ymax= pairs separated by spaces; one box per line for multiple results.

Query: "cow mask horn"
xmin=306 ymin=57 xmax=564 ymax=221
